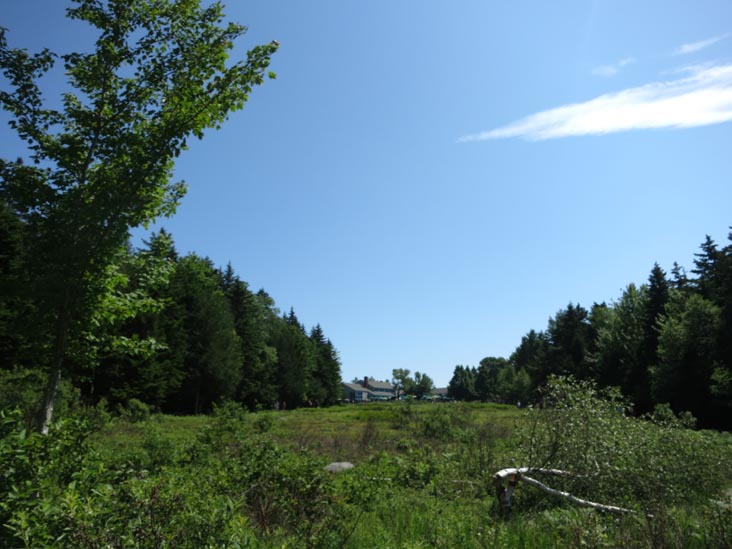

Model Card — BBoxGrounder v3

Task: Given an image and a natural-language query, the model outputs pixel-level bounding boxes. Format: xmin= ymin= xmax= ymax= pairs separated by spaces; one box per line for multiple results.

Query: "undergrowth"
xmin=1 ymin=384 xmax=731 ymax=547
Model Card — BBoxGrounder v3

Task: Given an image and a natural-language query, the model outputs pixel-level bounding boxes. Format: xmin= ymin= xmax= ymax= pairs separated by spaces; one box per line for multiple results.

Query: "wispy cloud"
xmin=458 ymin=64 xmax=732 ymax=142
xmin=675 ymin=34 xmax=728 ymax=55
xmin=591 ymin=57 xmax=634 ymax=77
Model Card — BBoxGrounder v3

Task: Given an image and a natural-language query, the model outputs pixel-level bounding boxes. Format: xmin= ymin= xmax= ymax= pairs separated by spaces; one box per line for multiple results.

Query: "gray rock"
xmin=324 ymin=461 xmax=354 ymax=473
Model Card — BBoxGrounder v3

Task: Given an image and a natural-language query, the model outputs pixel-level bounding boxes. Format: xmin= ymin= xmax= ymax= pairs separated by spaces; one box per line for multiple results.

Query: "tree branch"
xmin=493 ymin=467 xmax=641 ymax=516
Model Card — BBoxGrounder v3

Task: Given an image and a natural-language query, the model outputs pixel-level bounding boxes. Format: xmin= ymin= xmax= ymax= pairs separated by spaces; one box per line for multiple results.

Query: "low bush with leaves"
xmin=509 ymin=376 xmax=732 ymax=513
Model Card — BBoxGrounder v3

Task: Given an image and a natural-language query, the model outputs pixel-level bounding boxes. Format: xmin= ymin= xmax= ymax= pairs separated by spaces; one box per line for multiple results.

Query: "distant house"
xmin=342 ymin=377 xmax=397 ymax=402
xmin=342 ymin=382 xmax=372 ymax=402
xmin=356 ymin=377 xmax=396 ymax=400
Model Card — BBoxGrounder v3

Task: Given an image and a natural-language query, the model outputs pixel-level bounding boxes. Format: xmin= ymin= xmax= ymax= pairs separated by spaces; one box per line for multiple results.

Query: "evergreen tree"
xmin=270 ymin=308 xmax=315 ymax=409
xmin=220 ymin=264 xmax=273 ymax=410
xmin=309 ymin=325 xmax=342 ymax=406
xmin=708 ymin=232 xmax=732 ymax=424
xmin=447 ymin=365 xmax=477 ymax=401
xmin=510 ymin=329 xmax=547 ymax=393
xmin=692 ymin=235 xmax=721 ymax=300
xmin=670 ymin=262 xmax=691 ymax=292
xmin=545 ymin=303 xmax=593 ymax=380
xmin=636 ymin=263 xmax=670 ymax=413
xmin=167 ymin=255 xmax=242 ymax=413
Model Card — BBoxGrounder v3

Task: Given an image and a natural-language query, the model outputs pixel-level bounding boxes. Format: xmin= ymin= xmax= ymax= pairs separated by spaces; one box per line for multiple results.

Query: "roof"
xmin=360 ymin=379 xmax=394 ymax=390
xmin=342 ymin=382 xmax=372 ymax=394
xmin=430 ymin=387 xmax=449 ymax=395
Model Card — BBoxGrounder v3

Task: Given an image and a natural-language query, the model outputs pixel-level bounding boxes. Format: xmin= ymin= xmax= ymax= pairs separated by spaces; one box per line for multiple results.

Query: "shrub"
xmin=510 ymin=376 xmax=732 ymax=513
xmin=118 ymin=398 xmax=152 ymax=423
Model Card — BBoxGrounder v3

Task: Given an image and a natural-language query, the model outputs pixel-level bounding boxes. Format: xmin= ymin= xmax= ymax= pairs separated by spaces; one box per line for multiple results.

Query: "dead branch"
xmin=493 ymin=467 xmax=637 ymax=515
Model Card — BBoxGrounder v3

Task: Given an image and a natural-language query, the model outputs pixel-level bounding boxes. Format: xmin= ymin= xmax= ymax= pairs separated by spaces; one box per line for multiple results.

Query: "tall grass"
xmin=2 ymin=395 xmax=731 ymax=547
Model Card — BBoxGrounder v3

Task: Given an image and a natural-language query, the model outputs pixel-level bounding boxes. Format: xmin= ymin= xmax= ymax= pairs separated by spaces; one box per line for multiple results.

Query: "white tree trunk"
xmin=40 ymin=369 xmax=61 ymax=435
xmin=493 ymin=467 xmax=636 ymax=515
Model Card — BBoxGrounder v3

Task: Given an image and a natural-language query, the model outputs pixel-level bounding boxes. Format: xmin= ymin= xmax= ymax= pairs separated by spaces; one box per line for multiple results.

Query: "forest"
xmin=1 ymin=221 xmax=344 ymax=419
xmin=447 ymin=234 xmax=732 ymax=430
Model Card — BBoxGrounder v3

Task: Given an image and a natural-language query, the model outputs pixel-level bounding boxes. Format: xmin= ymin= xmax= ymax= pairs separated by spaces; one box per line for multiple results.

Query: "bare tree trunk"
xmin=37 ymin=297 xmax=71 ymax=434
xmin=493 ymin=467 xmax=638 ymax=515
xmin=519 ymin=474 xmax=635 ymax=514
xmin=39 ymin=369 xmax=62 ymax=435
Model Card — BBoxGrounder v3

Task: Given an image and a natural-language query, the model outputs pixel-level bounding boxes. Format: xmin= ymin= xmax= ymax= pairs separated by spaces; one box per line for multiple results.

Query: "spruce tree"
xmin=309 ymin=325 xmax=343 ymax=406
xmin=167 ymin=255 xmax=242 ymax=413
xmin=545 ymin=303 xmax=593 ymax=380
xmin=692 ymin=236 xmax=721 ymax=301
xmin=636 ymin=263 xmax=670 ymax=413
xmin=220 ymin=264 xmax=272 ymax=410
xmin=447 ymin=365 xmax=477 ymax=401
xmin=510 ymin=329 xmax=548 ymax=392
xmin=271 ymin=308 xmax=315 ymax=408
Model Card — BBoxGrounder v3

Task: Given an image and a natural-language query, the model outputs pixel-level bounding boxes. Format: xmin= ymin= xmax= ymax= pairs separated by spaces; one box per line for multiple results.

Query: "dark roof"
xmin=430 ymin=387 xmax=448 ymax=395
xmin=366 ymin=380 xmax=394 ymax=390
xmin=342 ymin=382 xmax=372 ymax=394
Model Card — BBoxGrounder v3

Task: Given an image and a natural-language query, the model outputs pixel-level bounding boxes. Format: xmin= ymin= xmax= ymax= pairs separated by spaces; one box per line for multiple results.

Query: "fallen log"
xmin=493 ymin=467 xmax=636 ymax=515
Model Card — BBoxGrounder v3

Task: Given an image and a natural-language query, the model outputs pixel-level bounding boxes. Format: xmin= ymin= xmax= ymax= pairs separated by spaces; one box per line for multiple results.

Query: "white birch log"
xmin=519 ymin=474 xmax=635 ymax=514
xmin=494 ymin=467 xmax=573 ymax=480
xmin=493 ymin=467 xmax=637 ymax=515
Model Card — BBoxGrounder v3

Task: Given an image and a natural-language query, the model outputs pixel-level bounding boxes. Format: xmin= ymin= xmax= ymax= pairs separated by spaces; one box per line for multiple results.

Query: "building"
xmin=357 ymin=377 xmax=396 ymax=400
xmin=342 ymin=382 xmax=372 ymax=402
xmin=342 ymin=377 xmax=397 ymax=402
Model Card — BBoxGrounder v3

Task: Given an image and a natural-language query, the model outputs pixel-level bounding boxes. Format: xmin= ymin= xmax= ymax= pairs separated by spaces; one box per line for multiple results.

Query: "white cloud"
xmin=458 ymin=64 xmax=732 ymax=142
xmin=591 ymin=57 xmax=634 ymax=77
xmin=675 ymin=34 xmax=728 ymax=55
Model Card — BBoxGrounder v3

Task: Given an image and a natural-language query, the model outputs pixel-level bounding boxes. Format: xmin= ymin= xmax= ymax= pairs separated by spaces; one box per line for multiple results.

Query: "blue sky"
xmin=3 ymin=1 xmax=732 ymax=387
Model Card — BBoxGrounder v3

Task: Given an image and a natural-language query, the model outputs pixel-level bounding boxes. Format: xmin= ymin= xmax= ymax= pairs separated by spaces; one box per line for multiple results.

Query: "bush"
xmin=117 ymin=398 xmax=152 ymax=423
xmin=0 ymin=409 xmax=104 ymax=547
xmin=253 ymin=412 xmax=274 ymax=433
xmin=510 ymin=376 xmax=732 ymax=513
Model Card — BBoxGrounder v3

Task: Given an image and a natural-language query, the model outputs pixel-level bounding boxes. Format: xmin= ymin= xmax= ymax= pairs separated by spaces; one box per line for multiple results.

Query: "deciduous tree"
xmin=391 ymin=368 xmax=412 ymax=398
xmin=0 ymin=0 xmax=277 ymax=431
xmin=653 ymin=292 xmax=720 ymax=425
xmin=412 ymin=371 xmax=434 ymax=399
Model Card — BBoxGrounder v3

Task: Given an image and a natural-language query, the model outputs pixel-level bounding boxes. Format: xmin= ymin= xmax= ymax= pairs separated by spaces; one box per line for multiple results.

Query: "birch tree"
xmin=0 ymin=0 xmax=278 ymax=432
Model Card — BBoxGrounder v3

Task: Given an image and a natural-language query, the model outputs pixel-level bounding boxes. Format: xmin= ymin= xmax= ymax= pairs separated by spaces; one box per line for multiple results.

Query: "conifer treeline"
xmin=0 ymin=222 xmax=342 ymax=413
xmin=449 ymin=230 xmax=732 ymax=429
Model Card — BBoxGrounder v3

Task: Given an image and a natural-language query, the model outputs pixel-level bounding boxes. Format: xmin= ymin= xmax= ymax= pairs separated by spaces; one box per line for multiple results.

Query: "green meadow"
xmin=4 ymin=381 xmax=731 ymax=548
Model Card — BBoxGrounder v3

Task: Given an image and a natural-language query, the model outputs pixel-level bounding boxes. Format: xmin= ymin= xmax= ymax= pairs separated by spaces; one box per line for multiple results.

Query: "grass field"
xmin=93 ymin=400 xmax=521 ymax=465
xmin=4 ymin=394 xmax=732 ymax=547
